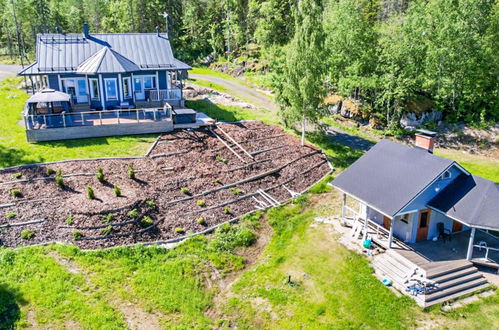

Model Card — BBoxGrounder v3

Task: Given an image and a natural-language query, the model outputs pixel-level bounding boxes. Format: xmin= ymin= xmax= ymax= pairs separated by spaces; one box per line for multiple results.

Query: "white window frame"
xmin=89 ymin=78 xmax=100 ymax=100
xmin=122 ymin=77 xmax=132 ymax=99
xmin=104 ymin=78 xmax=118 ymax=100
xmin=440 ymin=170 xmax=452 ymax=180
xmin=141 ymin=75 xmax=156 ymax=89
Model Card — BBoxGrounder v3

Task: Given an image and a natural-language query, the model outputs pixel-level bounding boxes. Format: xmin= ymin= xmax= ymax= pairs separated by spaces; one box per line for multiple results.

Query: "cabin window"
xmin=440 ymin=170 xmax=452 ymax=180
xmin=400 ymin=213 xmax=411 ymax=224
xmin=89 ymin=79 xmax=99 ymax=100
xmin=105 ymin=78 xmax=118 ymax=100
xmin=123 ymin=77 xmax=132 ymax=98
xmin=143 ymin=76 xmax=156 ymax=89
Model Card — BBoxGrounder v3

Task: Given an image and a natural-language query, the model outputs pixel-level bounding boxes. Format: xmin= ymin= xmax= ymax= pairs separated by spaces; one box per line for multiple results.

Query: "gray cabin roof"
xmin=331 ymin=139 xmax=456 ymax=217
xmin=19 ymin=33 xmax=191 ymax=75
xmin=428 ymin=174 xmax=499 ymax=230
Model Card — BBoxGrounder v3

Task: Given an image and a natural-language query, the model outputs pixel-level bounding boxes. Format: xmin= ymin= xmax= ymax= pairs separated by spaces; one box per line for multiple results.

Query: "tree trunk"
xmin=301 ymin=118 xmax=306 ymax=146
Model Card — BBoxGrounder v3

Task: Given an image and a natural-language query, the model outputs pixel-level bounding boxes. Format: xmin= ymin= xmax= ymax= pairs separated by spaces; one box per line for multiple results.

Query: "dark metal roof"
xmin=331 ymin=139 xmax=455 ymax=217
xmin=19 ymin=33 xmax=191 ymax=75
xmin=428 ymin=174 xmax=499 ymax=230
xmin=76 ymin=47 xmax=140 ymax=74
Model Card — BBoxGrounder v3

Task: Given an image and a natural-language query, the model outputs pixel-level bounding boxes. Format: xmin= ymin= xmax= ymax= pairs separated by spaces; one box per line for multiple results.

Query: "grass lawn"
xmin=0 ymin=78 xmax=156 ymax=168
xmin=435 ymin=148 xmax=499 ymax=183
xmin=186 ymin=78 xmax=229 ymax=94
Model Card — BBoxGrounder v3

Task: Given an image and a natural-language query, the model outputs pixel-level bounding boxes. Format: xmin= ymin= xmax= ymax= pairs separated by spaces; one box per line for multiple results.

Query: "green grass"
xmin=0 ymin=78 xmax=156 ymax=168
xmin=186 ymin=99 xmax=280 ymax=126
xmin=0 ymin=212 xmax=262 ymax=328
xmin=190 ymin=67 xmax=238 ymax=80
xmin=435 ymin=149 xmax=499 ymax=183
xmin=187 ymin=78 xmax=229 ymax=94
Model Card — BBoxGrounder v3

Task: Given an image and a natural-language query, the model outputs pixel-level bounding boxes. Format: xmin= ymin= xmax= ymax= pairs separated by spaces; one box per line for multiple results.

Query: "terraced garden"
xmin=0 ymin=121 xmax=330 ymax=248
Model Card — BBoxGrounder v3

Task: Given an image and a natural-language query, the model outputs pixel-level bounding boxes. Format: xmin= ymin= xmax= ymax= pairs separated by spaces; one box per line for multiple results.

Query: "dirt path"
xmin=189 ymin=73 xmax=278 ymax=112
xmin=0 ymin=64 xmax=21 ymax=81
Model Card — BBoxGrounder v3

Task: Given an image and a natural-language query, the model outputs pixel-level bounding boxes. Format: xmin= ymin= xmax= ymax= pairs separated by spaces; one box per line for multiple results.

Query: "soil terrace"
xmin=0 ymin=121 xmax=331 ymax=249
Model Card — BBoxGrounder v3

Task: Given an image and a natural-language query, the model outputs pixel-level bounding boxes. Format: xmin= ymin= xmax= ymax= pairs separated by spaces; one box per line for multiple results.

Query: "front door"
xmin=416 ymin=209 xmax=431 ymax=241
xmin=133 ymin=77 xmax=145 ymax=100
xmin=383 ymin=216 xmax=391 ymax=230
xmin=76 ymin=79 xmax=88 ymax=103
xmin=452 ymin=221 xmax=463 ymax=233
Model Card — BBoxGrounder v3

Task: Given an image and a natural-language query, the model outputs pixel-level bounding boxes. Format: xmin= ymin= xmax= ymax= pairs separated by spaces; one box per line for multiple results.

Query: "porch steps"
xmin=421 ymin=262 xmax=489 ymax=307
xmin=372 ymin=250 xmax=422 ymax=292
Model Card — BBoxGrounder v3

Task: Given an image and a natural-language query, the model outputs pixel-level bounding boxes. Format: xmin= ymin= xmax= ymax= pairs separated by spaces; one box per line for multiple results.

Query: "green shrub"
xmin=66 ymin=215 xmax=74 ymax=225
xmin=86 ymin=186 xmax=95 ymax=199
xmin=73 ymin=231 xmax=83 ymax=240
xmin=196 ymin=200 xmax=206 ymax=207
xmin=230 ymin=187 xmax=243 ymax=195
xmin=215 ymin=156 xmax=228 ymax=163
xmin=56 ymin=169 xmax=62 ymax=177
xmin=215 ymin=178 xmax=222 ymax=184
xmin=180 ymin=187 xmax=190 ymax=195
xmin=113 ymin=185 xmax=121 ymax=197
xmin=5 ymin=212 xmax=16 ymax=219
xmin=128 ymin=209 xmax=139 ymax=218
xmin=46 ymin=168 xmax=55 ymax=175
xmin=223 ymin=206 xmax=231 ymax=214
xmin=55 ymin=174 xmax=64 ymax=188
xmin=145 ymin=200 xmax=157 ymax=209
xmin=140 ymin=216 xmax=154 ymax=228
xmin=127 ymin=163 xmax=136 ymax=180
xmin=10 ymin=189 xmax=22 ymax=198
xmin=197 ymin=217 xmax=206 ymax=225
xmin=209 ymin=224 xmax=256 ymax=252
xmin=101 ymin=225 xmax=113 ymax=236
xmin=174 ymin=227 xmax=185 ymax=234
xmin=102 ymin=213 xmax=114 ymax=223
xmin=21 ymin=229 xmax=35 ymax=240
xmin=11 ymin=172 xmax=21 ymax=179
xmin=96 ymin=166 xmax=105 ymax=183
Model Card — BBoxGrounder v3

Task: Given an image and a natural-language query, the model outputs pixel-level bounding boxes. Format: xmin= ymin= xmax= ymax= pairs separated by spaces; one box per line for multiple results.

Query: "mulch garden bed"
xmin=0 ymin=121 xmax=331 ymax=249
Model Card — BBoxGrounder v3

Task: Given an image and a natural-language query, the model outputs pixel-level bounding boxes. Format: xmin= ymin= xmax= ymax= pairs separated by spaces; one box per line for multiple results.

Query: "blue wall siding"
xmin=397 ymin=165 xmax=467 ymax=243
xmin=48 ymin=75 xmax=59 ymax=90
xmin=158 ymin=70 xmax=167 ymax=90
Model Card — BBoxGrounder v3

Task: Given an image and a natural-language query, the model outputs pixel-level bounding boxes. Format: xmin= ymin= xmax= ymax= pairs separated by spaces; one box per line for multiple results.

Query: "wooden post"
xmin=363 ymin=216 xmax=369 ymax=241
xmin=388 ymin=218 xmax=394 ymax=249
xmin=81 ymin=112 xmax=84 ymax=125
xmin=341 ymin=193 xmax=346 ymax=225
xmin=466 ymin=227 xmax=476 ymax=261
xmin=301 ymin=118 xmax=306 ymax=146
xmin=136 ymin=109 xmax=140 ymax=123
xmin=117 ymin=110 xmax=120 ymax=124
xmin=99 ymin=111 xmax=102 ymax=125
xmin=62 ymin=113 xmax=66 ymax=127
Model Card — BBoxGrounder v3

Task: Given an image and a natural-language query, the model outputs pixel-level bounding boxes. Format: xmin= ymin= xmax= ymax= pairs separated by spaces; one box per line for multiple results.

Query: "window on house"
xmin=143 ymin=76 xmax=156 ymax=89
xmin=440 ymin=170 xmax=452 ymax=180
xmin=400 ymin=213 xmax=411 ymax=224
xmin=89 ymin=79 xmax=99 ymax=100
xmin=123 ymin=77 xmax=132 ymax=98
xmin=105 ymin=78 xmax=118 ymax=100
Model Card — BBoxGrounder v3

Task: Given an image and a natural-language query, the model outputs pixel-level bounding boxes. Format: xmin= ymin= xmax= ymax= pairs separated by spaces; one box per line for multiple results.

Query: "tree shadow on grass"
xmin=185 ymin=99 xmax=239 ymax=122
xmin=0 ymin=283 xmax=25 ymax=329
xmin=0 ymin=145 xmax=42 ymax=169
xmin=307 ymin=131 xmax=366 ymax=170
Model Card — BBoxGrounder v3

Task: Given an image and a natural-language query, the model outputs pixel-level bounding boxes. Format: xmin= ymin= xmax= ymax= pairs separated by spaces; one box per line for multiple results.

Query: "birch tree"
xmin=274 ymin=0 xmax=326 ymax=145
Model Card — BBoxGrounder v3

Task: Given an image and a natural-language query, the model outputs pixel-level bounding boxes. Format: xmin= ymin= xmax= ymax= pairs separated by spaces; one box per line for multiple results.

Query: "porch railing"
xmin=473 ymin=244 xmax=499 ymax=262
xmin=149 ymin=88 xmax=182 ymax=101
xmin=24 ymin=106 xmax=172 ymax=130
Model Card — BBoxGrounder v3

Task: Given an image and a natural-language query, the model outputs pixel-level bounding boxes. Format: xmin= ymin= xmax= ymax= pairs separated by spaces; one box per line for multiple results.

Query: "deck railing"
xmin=24 ymin=106 xmax=172 ymax=130
xmin=149 ymin=88 xmax=181 ymax=101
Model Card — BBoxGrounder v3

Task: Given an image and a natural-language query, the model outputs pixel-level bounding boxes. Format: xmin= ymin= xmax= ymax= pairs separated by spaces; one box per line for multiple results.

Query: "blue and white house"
xmin=16 ymin=25 xmax=214 ymax=142
xmin=19 ymin=24 xmax=190 ymax=110
xmin=331 ymin=132 xmax=498 ymax=306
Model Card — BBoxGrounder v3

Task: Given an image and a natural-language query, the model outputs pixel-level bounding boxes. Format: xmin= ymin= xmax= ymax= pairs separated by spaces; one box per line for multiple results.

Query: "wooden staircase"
xmin=372 ymin=250 xmax=489 ymax=307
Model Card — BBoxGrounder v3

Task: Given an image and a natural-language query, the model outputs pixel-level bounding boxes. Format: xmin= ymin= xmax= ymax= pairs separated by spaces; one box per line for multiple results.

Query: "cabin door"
xmin=133 ymin=77 xmax=145 ymax=100
xmin=383 ymin=216 xmax=391 ymax=230
xmin=416 ymin=209 xmax=431 ymax=241
xmin=452 ymin=221 xmax=463 ymax=233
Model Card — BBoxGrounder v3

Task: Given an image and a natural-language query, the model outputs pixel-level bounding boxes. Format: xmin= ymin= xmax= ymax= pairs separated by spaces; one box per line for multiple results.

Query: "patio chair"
xmin=437 ymin=222 xmax=451 ymax=242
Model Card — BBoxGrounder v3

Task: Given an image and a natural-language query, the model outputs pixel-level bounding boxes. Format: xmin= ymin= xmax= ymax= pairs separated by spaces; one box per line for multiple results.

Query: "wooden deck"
xmin=360 ymin=218 xmax=499 ymax=273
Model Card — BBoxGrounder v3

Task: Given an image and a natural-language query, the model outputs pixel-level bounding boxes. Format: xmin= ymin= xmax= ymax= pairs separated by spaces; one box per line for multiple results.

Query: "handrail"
xmin=25 ymin=107 xmax=165 ymax=118
xmin=473 ymin=244 xmax=499 ymax=261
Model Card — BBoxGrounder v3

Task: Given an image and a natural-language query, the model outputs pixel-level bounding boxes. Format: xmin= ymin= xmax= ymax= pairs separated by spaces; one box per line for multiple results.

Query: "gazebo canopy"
xmin=27 ymin=89 xmax=71 ymax=104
